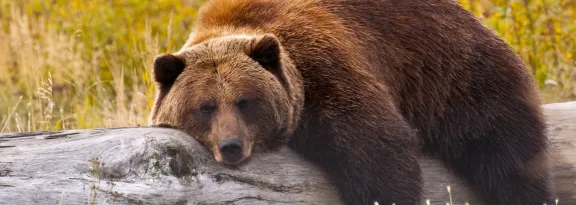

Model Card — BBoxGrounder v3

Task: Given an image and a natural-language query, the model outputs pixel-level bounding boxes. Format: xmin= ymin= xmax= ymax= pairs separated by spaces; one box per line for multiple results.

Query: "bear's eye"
xmin=199 ymin=101 xmax=216 ymax=113
xmin=237 ymin=98 xmax=249 ymax=110
xmin=237 ymin=97 xmax=258 ymax=110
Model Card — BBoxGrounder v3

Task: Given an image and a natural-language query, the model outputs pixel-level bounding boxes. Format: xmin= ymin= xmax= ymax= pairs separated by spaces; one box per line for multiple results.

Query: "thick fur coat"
xmin=149 ymin=0 xmax=554 ymax=204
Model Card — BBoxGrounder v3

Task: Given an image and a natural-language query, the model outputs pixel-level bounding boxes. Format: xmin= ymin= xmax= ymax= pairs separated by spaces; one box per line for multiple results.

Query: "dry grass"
xmin=0 ymin=6 xmax=156 ymax=131
xmin=0 ymin=0 xmax=201 ymax=132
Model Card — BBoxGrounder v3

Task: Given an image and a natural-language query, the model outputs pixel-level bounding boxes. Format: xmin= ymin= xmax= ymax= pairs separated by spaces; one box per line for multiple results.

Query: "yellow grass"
xmin=0 ymin=0 xmax=202 ymax=132
xmin=0 ymin=0 xmax=574 ymax=133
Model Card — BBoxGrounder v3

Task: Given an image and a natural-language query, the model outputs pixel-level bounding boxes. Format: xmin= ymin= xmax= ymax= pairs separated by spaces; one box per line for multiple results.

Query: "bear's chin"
xmin=213 ymin=149 xmax=253 ymax=166
xmin=217 ymin=156 xmax=252 ymax=167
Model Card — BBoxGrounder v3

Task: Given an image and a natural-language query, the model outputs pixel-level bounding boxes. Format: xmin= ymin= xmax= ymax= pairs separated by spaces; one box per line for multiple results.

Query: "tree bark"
xmin=0 ymin=102 xmax=575 ymax=205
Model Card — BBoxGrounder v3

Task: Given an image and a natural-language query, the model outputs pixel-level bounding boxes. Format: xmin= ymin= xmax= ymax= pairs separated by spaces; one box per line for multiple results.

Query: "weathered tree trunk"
xmin=1 ymin=102 xmax=575 ymax=205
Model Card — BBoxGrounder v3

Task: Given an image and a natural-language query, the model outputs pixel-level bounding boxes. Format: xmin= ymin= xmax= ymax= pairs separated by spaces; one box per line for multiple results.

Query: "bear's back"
xmin=188 ymin=0 xmax=538 ymax=125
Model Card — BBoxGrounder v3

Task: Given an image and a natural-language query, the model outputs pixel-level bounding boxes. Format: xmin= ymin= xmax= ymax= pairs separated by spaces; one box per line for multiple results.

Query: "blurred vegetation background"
xmin=0 ymin=0 xmax=574 ymax=133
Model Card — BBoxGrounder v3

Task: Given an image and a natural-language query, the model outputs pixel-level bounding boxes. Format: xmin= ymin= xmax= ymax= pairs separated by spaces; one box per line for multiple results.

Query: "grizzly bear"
xmin=148 ymin=0 xmax=554 ymax=204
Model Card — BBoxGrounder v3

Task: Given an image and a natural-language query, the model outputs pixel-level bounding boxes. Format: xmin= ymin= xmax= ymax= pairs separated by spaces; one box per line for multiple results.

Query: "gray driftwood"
xmin=0 ymin=102 xmax=575 ymax=205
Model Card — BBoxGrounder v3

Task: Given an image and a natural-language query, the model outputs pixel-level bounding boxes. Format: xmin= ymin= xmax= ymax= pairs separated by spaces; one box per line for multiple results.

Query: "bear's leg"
xmin=429 ymin=100 xmax=554 ymax=205
xmin=289 ymin=106 xmax=423 ymax=205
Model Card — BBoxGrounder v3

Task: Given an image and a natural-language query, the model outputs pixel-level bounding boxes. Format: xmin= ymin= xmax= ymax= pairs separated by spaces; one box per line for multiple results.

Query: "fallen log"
xmin=0 ymin=102 xmax=575 ymax=205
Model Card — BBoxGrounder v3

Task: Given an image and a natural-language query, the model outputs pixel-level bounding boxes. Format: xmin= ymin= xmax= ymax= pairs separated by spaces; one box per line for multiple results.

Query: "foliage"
xmin=0 ymin=0 xmax=574 ymax=132
xmin=460 ymin=0 xmax=576 ymax=102
xmin=0 ymin=0 xmax=203 ymax=132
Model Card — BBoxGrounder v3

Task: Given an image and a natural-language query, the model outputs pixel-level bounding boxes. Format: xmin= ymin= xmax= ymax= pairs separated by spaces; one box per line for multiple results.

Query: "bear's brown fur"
xmin=149 ymin=0 xmax=554 ymax=204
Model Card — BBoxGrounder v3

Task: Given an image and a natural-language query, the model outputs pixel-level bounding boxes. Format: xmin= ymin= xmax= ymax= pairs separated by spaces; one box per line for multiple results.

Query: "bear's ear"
xmin=153 ymin=54 xmax=186 ymax=86
xmin=248 ymin=34 xmax=282 ymax=75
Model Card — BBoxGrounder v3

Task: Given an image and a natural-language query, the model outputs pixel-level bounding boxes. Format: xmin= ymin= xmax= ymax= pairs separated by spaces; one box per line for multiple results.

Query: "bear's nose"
xmin=218 ymin=138 xmax=243 ymax=163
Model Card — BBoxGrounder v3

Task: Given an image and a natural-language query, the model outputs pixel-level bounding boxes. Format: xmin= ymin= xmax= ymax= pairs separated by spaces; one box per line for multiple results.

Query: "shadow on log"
xmin=0 ymin=102 xmax=575 ymax=205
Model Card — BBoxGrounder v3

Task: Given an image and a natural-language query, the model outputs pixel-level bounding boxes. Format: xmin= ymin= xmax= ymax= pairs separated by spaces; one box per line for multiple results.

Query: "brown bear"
xmin=148 ymin=0 xmax=554 ymax=204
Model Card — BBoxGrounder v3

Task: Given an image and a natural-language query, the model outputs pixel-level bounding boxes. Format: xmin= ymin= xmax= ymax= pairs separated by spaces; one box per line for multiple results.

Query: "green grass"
xmin=0 ymin=0 xmax=203 ymax=132
xmin=0 ymin=0 xmax=574 ymax=133
xmin=461 ymin=0 xmax=576 ymax=102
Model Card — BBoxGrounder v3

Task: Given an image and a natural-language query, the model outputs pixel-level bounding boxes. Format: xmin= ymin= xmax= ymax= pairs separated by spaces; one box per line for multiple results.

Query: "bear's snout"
xmin=218 ymin=138 xmax=244 ymax=164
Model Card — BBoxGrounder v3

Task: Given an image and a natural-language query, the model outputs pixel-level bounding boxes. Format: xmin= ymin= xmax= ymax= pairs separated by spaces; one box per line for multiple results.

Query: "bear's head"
xmin=148 ymin=34 xmax=303 ymax=165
